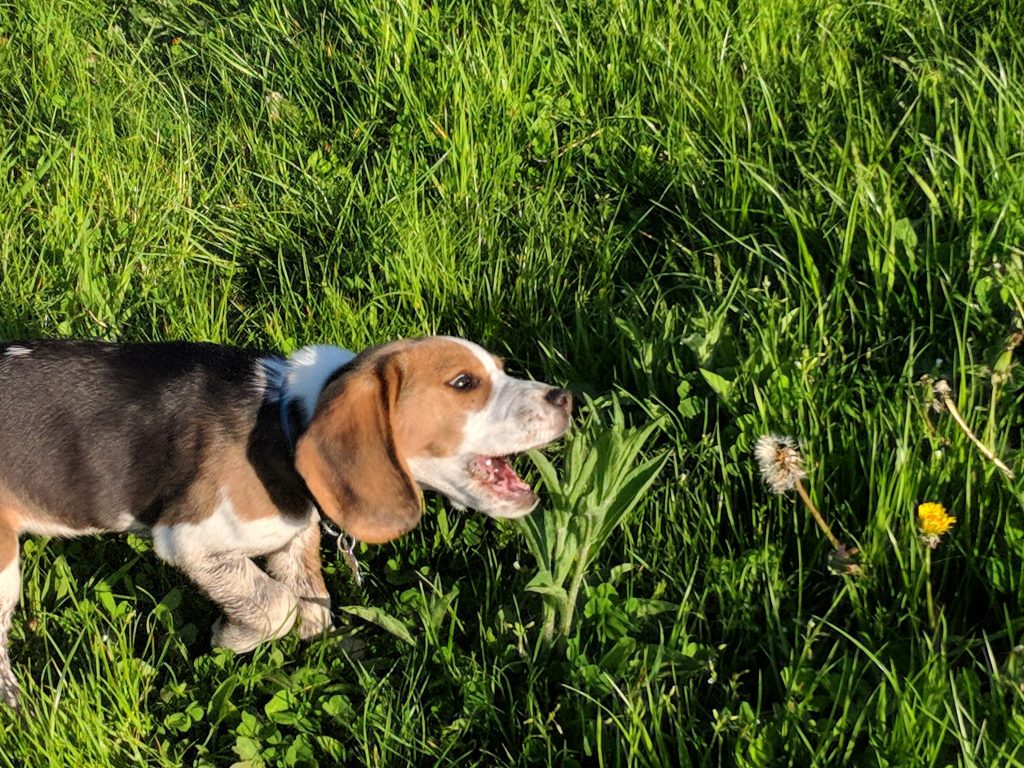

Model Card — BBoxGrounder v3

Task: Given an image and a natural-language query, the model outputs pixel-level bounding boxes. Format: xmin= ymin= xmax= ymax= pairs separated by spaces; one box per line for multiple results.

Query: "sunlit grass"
xmin=1 ymin=0 xmax=1024 ymax=765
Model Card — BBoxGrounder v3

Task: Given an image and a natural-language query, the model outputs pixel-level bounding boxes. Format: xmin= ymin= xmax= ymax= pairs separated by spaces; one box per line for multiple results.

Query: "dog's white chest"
xmin=152 ymin=491 xmax=317 ymax=566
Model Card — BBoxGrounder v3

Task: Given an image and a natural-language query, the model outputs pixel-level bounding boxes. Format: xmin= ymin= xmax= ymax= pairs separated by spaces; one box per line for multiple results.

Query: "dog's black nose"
xmin=545 ymin=387 xmax=573 ymax=413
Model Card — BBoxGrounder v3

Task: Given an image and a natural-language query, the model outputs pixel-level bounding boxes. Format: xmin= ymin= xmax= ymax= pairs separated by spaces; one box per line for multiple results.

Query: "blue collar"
xmin=279 ymin=393 xmax=298 ymax=455
xmin=271 ymin=345 xmax=357 ymax=455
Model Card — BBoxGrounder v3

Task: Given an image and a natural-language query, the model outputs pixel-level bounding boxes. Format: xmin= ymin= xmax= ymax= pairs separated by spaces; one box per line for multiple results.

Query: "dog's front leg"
xmin=265 ymin=522 xmax=332 ymax=640
xmin=0 ymin=528 xmax=20 ymax=708
xmin=181 ymin=553 xmax=300 ymax=653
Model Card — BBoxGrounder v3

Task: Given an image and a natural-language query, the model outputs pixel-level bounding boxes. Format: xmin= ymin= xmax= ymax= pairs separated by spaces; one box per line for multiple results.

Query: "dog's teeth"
xmin=484 ymin=458 xmax=493 ymax=467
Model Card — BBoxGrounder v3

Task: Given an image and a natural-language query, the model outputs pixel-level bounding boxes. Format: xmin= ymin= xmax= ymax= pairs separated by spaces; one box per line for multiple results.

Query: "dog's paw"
xmin=298 ymin=597 xmax=333 ymax=639
xmin=0 ymin=668 xmax=20 ymax=710
xmin=210 ymin=618 xmax=265 ymax=654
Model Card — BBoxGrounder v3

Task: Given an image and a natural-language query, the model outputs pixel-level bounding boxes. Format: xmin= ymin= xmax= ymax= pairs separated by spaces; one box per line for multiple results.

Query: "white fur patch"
xmin=443 ymin=337 xmax=500 ymax=375
xmin=17 ymin=509 xmax=142 ymax=538
xmin=460 ymin=372 xmax=564 ymax=456
xmin=3 ymin=346 xmax=31 ymax=358
xmin=0 ymin=555 xmax=18 ymax=608
xmin=261 ymin=345 xmax=356 ymax=426
xmin=0 ymin=549 xmax=19 ymax=706
xmin=152 ymin=490 xmax=317 ymax=567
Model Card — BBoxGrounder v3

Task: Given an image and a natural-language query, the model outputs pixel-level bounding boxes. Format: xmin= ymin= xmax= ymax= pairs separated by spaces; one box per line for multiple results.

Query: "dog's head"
xmin=293 ymin=337 xmax=572 ymax=544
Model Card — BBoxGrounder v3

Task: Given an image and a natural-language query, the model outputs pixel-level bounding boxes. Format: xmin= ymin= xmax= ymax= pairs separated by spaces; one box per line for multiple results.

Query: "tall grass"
xmin=1 ymin=0 xmax=1023 ymax=764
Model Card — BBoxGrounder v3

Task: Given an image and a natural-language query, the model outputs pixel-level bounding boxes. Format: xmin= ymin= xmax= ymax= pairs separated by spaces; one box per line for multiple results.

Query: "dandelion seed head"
xmin=931 ymin=379 xmax=952 ymax=412
xmin=754 ymin=434 xmax=806 ymax=494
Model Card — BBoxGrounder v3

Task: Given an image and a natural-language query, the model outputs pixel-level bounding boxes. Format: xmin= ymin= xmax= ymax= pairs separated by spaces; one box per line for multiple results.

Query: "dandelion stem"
xmin=793 ymin=478 xmax=843 ymax=550
xmin=935 ymin=384 xmax=1015 ymax=479
xmin=925 ymin=547 xmax=936 ymax=631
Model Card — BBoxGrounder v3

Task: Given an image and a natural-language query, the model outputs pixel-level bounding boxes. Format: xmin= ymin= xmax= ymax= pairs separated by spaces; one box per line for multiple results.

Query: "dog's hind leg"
xmin=265 ymin=522 xmax=332 ymax=640
xmin=181 ymin=554 xmax=299 ymax=653
xmin=0 ymin=526 xmax=20 ymax=708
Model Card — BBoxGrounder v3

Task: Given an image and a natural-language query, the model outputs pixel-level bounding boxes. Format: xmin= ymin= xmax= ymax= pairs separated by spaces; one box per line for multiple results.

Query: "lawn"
xmin=1 ymin=0 xmax=1023 ymax=765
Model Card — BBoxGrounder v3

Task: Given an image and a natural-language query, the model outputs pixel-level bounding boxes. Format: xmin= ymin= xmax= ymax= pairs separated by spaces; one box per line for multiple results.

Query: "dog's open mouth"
xmin=469 ymin=455 xmax=535 ymax=502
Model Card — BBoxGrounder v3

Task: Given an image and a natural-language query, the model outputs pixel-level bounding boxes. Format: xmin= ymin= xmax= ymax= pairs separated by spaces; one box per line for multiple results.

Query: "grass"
xmin=1 ymin=0 xmax=1024 ymax=764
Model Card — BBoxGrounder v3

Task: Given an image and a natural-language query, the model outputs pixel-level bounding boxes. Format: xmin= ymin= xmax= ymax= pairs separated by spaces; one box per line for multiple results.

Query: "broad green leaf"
xmin=94 ymin=580 xmax=118 ymax=615
xmin=338 ymin=605 xmax=416 ymax=646
xmin=629 ymin=598 xmax=678 ymax=618
xmin=427 ymin=585 xmax=459 ymax=633
xmin=207 ymin=675 xmax=240 ymax=725
xmin=594 ymin=453 xmax=669 ymax=549
xmin=598 ymin=637 xmax=637 ymax=673
xmin=527 ymin=449 xmax=561 ymax=495
xmin=525 ymin=570 xmax=568 ymax=603
xmin=700 ymin=368 xmax=734 ymax=403
xmin=163 ymin=711 xmax=192 ymax=733
xmin=265 ymin=689 xmax=301 ymax=725
xmin=608 ymin=563 xmax=634 ymax=585
xmin=676 ymin=380 xmax=701 ymax=419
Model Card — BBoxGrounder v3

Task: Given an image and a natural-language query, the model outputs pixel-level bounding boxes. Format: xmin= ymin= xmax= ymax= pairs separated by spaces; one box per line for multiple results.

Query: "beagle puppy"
xmin=0 ymin=337 xmax=572 ymax=707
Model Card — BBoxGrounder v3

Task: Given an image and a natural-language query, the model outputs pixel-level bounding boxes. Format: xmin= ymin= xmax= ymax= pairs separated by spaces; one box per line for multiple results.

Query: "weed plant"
xmin=522 ymin=395 xmax=667 ymax=644
xmin=1 ymin=0 xmax=1024 ymax=765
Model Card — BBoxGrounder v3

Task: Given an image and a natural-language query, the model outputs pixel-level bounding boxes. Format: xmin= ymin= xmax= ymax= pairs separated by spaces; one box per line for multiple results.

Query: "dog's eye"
xmin=448 ymin=373 xmax=477 ymax=391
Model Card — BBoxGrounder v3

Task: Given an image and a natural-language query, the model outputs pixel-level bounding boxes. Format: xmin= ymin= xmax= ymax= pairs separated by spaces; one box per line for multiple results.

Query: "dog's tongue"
xmin=474 ymin=456 xmax=533 ymax=496
xmin=493 ymin=457 xmax=531 ymax=493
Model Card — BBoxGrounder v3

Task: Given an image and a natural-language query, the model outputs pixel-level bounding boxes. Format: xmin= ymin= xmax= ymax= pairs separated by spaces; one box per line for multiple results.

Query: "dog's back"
xmin=0 ymin=341 xmax=266 ymax=533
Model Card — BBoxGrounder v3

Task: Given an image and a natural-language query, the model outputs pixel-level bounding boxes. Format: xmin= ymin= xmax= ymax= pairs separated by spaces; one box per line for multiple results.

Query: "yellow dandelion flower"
xmin=918 ymin=502 xmax=956 ymax=548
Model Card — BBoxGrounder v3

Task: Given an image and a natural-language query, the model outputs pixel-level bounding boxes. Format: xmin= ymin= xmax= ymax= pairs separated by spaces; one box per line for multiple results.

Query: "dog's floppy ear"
xmin=294 ymin=354 xmax=422 ymax=544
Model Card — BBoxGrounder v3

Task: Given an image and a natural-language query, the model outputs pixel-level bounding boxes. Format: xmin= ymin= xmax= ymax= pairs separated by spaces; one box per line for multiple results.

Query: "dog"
xmin=0 ymin=337 xmax=572 ymax=707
